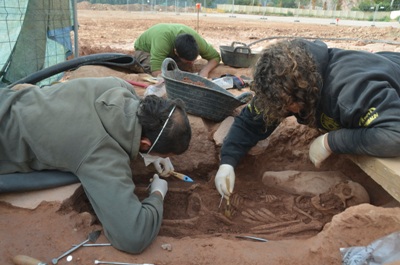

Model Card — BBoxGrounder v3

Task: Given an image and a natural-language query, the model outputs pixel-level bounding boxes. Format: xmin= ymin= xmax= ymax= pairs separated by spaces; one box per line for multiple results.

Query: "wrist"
xmin=220 ymin=156 xmax=237 ymax=168
xmin=151 ymin=190 xmax=164 ymax=200
xmin=220 ymin=164 xmax=234 ymax=170
xmin=323 ymin=133 xmax=332 ymax=153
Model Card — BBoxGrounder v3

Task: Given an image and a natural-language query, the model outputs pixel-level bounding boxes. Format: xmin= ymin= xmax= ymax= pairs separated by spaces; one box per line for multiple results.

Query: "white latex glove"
xmin=150 ymin=174 xmax=168 ymax=200
xmin=152 ymin=157 xmax=174 ymax=177
xmin=215 ymin=164 xmax=235 ymax=198
xmin=309 ymin=133 xmax=332 ymax=168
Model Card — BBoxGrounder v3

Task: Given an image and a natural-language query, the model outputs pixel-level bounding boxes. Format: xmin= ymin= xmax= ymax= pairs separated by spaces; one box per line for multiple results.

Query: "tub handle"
xmin=161 ymin=58 xmax=179 ymax=75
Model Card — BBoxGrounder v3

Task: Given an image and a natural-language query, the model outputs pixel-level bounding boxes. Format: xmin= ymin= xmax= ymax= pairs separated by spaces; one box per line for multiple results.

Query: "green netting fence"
xmin=0 ymin=0 xmax=78 ymax=87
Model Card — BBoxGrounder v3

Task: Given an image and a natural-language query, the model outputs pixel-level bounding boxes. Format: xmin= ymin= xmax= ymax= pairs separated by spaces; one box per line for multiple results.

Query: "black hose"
xmin=247 ymin=36 xmax=400 ymax=47
xmin=0 ymin=171 xmax=79 ymax=193
xmin=2 ymin=53 xmax=145 ymax=193
xmin=7 ymin=53 xmax=145 ymax=87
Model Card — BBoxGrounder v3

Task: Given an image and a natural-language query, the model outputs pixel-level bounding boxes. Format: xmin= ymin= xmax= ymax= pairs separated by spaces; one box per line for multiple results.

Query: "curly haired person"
xmin=215 ymin=38 xmax=400 ymax=198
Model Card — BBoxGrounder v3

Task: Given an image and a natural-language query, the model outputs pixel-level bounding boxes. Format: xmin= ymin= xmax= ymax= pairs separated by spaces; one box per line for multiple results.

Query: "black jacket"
xmin=221 ymin=39 xmax=400 ymax=167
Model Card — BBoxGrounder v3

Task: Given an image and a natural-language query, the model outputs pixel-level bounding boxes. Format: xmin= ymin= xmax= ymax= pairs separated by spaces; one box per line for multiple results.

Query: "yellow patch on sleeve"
xmin=247 ymin=103 xmax=262 ymax=115
xmin=359 ymin=107 xmax=378 ymax=127
xmin=320 ymin=113 xmax=341 ymax=131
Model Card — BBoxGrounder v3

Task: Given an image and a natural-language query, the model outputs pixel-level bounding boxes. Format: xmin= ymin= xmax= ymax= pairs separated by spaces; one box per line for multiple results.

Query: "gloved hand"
xmin=215 ymin=164 xmax=235 ymax=198
xmin=152 ymin=157 xmax=174 ymax=177
xmin=150 ymin=174 xmax=168 ymax=200
xmin=309 ymin=133 xmax=332 ymax=168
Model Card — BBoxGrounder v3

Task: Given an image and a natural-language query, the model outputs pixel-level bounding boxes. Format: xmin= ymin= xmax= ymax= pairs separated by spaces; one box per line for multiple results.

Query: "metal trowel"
xmin=51 ymin=230 xmax=101 ymax=264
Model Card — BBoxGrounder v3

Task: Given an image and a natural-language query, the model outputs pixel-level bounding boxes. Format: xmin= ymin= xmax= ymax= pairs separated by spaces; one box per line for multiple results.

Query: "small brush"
xmin=224 ymin=178 xmax=232 ymax=218
xmin=170 ymin=171 xmax=194 ymax=182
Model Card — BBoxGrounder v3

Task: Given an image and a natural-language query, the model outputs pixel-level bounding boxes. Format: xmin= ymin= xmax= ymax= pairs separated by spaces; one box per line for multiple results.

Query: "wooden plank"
xmin=348 ymin=155 xmax=400 ymax=203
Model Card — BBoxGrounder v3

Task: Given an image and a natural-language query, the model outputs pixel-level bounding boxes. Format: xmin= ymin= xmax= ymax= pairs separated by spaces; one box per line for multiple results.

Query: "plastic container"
xmin=144 ymin=81 xmax=166 ymax=97
xmin=212 ymin=76 xmax=234 ymax=89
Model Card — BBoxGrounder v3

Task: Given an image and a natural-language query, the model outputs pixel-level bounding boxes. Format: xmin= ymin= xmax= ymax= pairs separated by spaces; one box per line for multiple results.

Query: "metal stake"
xmin=94 ymin=260 xmax=154 ymax=265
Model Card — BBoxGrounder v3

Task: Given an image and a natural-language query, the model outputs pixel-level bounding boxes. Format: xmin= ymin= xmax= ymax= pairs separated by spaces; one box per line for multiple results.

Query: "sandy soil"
xmin=1 ymin=3 xmax=400 ymax=265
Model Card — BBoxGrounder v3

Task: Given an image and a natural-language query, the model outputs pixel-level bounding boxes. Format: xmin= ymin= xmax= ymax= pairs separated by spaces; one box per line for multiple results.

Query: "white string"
xmin=146 ymin=105 xmax=176 ymax=154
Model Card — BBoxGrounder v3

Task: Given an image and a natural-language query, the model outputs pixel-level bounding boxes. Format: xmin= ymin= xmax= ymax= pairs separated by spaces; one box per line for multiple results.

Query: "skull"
xmin=310 ymin=180 xmax=370 ymax=214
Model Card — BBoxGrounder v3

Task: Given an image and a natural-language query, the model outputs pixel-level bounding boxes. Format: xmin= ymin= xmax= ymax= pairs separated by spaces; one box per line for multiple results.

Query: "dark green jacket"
xmin=0 ymin=77 xmax=163 ymax=254
xmin=221 ymin=40 xmax=400 ymax=167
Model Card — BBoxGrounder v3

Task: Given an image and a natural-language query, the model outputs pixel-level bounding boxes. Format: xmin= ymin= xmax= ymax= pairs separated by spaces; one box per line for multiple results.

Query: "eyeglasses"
xmin=146 ymin=105 xmax=176 ymax=154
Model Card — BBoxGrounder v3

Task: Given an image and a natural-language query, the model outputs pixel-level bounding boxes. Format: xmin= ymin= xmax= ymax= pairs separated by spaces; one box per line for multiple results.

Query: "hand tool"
xmin=125 ymin=80 xmax=149 ymax=88
xmin=224 ymin=178 xmax=231 ymax=218
xmin=170 ymin=171 xmax=194 ymax=182
xmin=218 ymin=191 xmax=224 ymax=209
xmin=52 ymin=230 xmax=101 ymax=264
xmin=235 ymin=235 xmax=269 ymax=242
xmin=140 ymin=75 xmax=158 ymax=84
xmin=13 ymin=255 xmax=47 ymax=265
xmin=72 ymin=243 xmax=111 ymax=247
xmin=94 ymin=260 xmax=154 ymax=265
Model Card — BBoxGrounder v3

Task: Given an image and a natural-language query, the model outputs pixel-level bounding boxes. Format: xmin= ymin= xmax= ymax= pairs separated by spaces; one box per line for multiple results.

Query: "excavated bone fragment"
xmin=243 ymin=218 xmax=265 ymax=225
xmin=210 ymin=211 xmax=235 ymax=226
xmin=310 ymin=180 xmax=370 ymax=214
xmin=250 ymin=219 xmax=302 ymax=233
xmin=251 ymin=219 xmax=324 ymax=237
xmin=186 ymin=192 xmax=202 ymax=218
xmin=259 ymin=208 xmax=281 ymax=222
xmin=162 ymin=216 xmax=200 ymax=227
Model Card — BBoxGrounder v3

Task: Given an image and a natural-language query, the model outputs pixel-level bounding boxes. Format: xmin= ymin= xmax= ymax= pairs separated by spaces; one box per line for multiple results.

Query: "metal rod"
xmin=52 ymin=238 xmax=89 ymax=264
xmin=73 ymin=0 xmax=79 ymax=58
xmin=235 ymin=235 xmax=269 ymax=242
xmin=94 ymin=260 xmax=154 ymax=265
xmin=246 ymin=36 xmax=400 ymax=48
xmin=72 ymin=243 xmax=111 ymax=247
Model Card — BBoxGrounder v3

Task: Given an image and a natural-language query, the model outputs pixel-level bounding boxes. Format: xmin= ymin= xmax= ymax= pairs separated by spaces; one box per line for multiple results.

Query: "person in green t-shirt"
xmin=134 ymin=23 xmax=221 ymax=78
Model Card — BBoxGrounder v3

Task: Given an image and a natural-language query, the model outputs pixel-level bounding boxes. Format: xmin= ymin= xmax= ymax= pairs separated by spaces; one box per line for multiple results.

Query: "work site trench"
xmin=59 ymin=115 xmax=397 ymax=242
